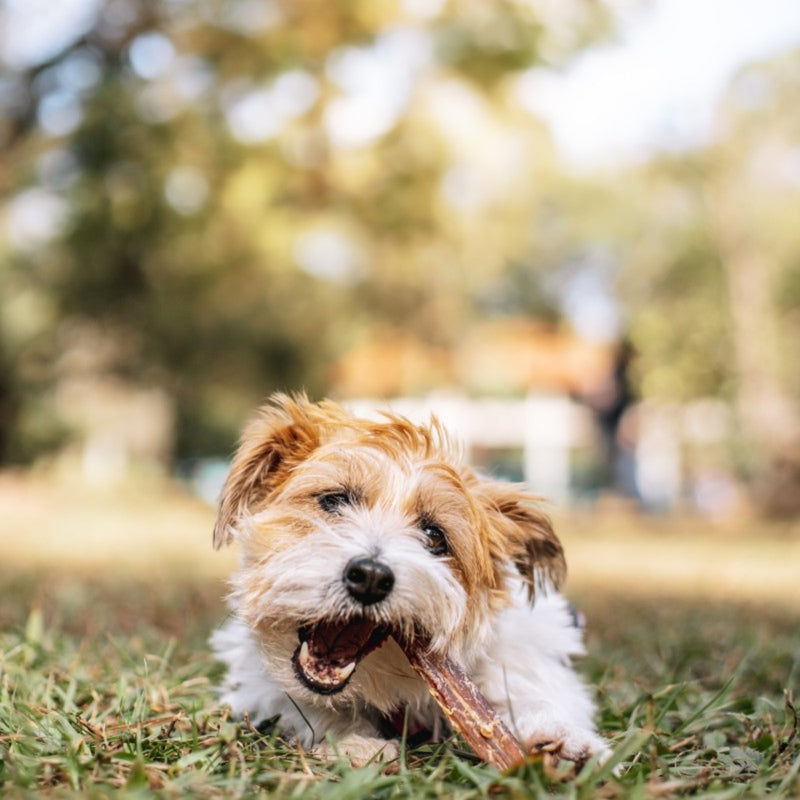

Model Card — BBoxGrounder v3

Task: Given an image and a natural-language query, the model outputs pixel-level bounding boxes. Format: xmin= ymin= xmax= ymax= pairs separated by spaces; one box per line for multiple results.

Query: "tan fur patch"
xmin=214 ymin=394 xmax=564 ymax=608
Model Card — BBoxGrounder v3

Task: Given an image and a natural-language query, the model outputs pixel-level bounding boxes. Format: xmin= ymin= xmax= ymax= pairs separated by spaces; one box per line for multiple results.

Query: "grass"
xmin=1 ymin=477 xmax=799 ymax=798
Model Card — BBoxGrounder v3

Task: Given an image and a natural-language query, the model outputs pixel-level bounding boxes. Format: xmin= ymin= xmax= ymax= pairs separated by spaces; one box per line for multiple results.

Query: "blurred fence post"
xmin=522 ymin=394 xmax=575 ymax=504
xmin=634 ymin=402 xmax=682 ymax=511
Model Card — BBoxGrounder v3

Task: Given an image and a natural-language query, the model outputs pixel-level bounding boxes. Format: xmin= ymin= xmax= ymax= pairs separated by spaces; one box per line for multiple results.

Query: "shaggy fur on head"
xmin=211 ymin=394 xmax=608 ymax=767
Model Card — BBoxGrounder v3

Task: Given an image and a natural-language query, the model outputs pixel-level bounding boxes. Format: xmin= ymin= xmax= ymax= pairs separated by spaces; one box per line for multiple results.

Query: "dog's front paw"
xmin=312 ymin=734 xmax=400 ymax=767
xmin=525 ymin=727 xmax=611 ymax=769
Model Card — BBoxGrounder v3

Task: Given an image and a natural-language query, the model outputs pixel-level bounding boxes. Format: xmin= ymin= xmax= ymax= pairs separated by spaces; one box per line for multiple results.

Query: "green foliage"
xmin=1 ymin=574 xmax=798 ymax=799
xmin=0 ymin=0 xmax=616 ymax=462
xmin=596 ymin=65 xmax=800 ymax=457
xmin=2 ymin=2 xmax=800 ymax=469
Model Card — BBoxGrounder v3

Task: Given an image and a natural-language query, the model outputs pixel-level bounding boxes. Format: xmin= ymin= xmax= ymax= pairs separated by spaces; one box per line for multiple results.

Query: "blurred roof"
xmin=330 ymin=319 xmax=612 ymax=398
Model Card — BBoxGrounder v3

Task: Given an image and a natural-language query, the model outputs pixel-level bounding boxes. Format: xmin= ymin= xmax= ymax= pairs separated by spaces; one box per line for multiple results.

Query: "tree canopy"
xmin=1 ymin=0 xmax=798 ymax=489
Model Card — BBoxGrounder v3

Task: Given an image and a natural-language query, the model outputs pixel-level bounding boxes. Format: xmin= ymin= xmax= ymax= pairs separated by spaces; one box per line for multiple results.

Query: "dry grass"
xmin=557 ymin=507 xmax=800 ymax=611
xmin=0 ymin=472 xmax=235 ymax=578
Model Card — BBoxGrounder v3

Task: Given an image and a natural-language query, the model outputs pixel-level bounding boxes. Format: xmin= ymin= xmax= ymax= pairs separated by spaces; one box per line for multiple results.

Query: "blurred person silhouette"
xmin=580 ymin=338 xmax=638 ymax=499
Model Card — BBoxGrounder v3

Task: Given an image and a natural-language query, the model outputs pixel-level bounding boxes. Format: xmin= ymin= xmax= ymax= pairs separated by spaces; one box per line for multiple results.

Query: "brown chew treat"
xmin=402 ymin=641 xmax=527 ymax=770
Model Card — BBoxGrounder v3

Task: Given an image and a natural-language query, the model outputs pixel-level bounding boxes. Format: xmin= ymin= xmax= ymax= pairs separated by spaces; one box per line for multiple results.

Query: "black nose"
xmin=343 ymin=557 xmax=395 ymax=606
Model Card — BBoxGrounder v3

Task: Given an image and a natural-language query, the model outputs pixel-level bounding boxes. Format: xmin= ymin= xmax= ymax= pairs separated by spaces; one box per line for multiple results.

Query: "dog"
xmin=211 ymin=394 xmax=609 ymax=766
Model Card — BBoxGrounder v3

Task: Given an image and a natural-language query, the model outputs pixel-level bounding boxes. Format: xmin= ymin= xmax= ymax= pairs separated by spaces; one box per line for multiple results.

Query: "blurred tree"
xmin=614 ymin=49 xmax=800 ymax=492
xmin=0 ymin=0 xmax=616 ymax=463
xmin=711 ymin=51 xmax=800 ymax=459
xmin=462 ymin=44 xmax=800 ymax=501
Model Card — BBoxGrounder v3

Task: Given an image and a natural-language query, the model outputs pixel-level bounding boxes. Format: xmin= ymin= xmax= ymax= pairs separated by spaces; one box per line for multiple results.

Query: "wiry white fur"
xmin=213 ymin=498 xmax=607 ymax=761
xmin=212 ymin=404 xmax=609 ymax=766
xmin=222 ymin=501 xmax=491 ymax=716
xmin=470 ymin=582 xmax=609 ymax=758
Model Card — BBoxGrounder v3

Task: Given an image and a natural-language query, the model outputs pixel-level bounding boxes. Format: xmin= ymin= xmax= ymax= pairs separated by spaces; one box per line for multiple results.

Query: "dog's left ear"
xmin=479 ymin=482 xmax=566 ymax=600
xmin=212 ymin=394 xmax=325 ymax=549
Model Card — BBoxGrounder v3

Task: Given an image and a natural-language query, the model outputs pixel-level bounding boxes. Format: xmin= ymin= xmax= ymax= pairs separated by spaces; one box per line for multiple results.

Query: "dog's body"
xmin=212 ymin=395 xmax=608 ymax=765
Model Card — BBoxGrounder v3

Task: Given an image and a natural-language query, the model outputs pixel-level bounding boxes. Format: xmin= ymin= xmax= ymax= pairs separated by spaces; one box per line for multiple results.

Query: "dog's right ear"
xmin=212 ymin=394 xmax=324 ymax=549
xmin=476 ymin=480 xmax=566 ymax=601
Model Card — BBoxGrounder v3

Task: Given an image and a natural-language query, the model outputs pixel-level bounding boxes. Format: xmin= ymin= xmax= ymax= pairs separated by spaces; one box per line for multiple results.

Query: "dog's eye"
xmin=318 ymin=491 xmax=351 ymax=514
xmin=421 ymin=520 xmax=449 ymax=556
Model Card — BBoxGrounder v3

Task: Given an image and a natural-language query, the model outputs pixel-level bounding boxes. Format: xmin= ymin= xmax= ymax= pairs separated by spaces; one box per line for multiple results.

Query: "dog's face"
xmin=214 ymin=395 xmax=564 ymax=709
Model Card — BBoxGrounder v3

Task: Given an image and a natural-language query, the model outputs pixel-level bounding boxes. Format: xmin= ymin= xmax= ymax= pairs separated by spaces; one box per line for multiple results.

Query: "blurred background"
xmin=1 ymin=0 xmax=799 ymax=600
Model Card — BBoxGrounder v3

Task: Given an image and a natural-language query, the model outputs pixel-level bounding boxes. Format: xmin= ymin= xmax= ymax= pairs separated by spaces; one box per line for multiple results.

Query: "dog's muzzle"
xmin=291 ymin=557 xmax=396 ymax=694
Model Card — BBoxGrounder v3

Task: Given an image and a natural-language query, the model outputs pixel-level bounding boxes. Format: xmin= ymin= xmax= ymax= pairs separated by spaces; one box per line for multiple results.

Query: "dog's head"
xmin=214 ymin=394 xmax=565 ymax=706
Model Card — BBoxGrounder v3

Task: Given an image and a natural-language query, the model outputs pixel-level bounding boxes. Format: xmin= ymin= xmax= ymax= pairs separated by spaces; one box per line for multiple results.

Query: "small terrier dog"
xmin=212 ymin=394 xmax=608 ymax=766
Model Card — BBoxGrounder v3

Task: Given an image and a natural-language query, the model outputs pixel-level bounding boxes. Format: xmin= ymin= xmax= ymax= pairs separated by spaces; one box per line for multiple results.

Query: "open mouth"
xmin=292 ymin=618 xmax=391 ymax=695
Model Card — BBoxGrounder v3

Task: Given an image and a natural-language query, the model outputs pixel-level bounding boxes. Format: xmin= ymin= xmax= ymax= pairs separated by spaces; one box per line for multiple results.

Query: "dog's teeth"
xmin=339 ymin=662 xmax=356 ymax=680
xmin=299 ymin=641 xmax=310 ymax=665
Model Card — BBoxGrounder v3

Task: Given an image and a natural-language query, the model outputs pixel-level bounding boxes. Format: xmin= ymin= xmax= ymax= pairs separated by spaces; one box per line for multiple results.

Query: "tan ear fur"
xmin=478 ymin=482 xmax=566 ymax=600
xmin=212 ymin=394 xmax=325 ymax=549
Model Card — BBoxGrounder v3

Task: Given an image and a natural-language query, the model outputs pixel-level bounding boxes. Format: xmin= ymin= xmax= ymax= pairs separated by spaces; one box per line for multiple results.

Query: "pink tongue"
xmin=308 ymin=619 xmax=383 ymax=663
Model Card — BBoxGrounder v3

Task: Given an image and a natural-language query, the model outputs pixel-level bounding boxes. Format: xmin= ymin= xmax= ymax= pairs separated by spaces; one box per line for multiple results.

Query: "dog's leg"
xmin=472 ymin=592 xmax=610 ymax=766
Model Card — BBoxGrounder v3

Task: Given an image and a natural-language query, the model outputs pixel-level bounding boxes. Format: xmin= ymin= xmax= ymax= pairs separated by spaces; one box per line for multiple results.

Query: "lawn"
xmin=1 ymin=476 xmax=798 ymax=798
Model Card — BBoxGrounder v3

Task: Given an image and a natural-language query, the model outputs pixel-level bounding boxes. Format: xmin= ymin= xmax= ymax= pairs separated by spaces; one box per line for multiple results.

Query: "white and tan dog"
xmin=211 ymin=394 xmax=608 ymax=766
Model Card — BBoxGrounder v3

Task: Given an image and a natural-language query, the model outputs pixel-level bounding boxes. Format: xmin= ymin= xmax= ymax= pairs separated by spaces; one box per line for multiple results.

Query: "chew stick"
xmin=402 ymin=642 xmax=526 ymax=770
